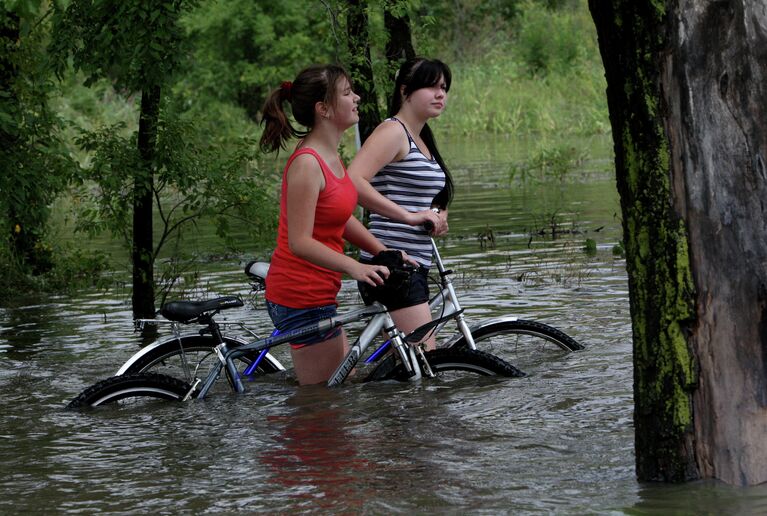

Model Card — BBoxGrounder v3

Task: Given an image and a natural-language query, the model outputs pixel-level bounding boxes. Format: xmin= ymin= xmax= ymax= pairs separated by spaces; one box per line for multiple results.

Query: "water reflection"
xmin=260 ymin=387 xmax=371 ymax=513
xmin=628 ymin=480 xmax=767 ymax=514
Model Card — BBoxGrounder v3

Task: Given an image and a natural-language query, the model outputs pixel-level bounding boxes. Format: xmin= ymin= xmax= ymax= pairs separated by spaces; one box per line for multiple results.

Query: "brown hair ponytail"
xmin=259 ymin=64 xmax=351 ymax=153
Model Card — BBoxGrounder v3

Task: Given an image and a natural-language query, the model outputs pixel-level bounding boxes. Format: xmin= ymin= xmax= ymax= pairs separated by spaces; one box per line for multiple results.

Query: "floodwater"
xmin=2 ymin=136 xmax=766 ymax=513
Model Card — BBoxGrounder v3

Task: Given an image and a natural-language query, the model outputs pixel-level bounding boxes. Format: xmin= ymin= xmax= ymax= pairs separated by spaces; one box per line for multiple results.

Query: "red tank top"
xmin=265 ymin=148 xmax=358 ymax=308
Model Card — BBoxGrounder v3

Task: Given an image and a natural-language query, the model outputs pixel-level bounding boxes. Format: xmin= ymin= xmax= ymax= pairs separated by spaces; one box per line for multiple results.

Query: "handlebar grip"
xmin=423 ymin=220 xmax=435 ymax=232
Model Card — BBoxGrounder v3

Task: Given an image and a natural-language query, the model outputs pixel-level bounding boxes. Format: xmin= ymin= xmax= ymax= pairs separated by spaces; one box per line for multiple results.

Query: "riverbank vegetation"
xmin=1 ymin=0 xmax=609 ymax=305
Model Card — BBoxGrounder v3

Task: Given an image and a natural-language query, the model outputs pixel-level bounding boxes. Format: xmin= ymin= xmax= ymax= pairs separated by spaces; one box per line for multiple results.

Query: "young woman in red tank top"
xmin=259 ymin=65 xmax=396 ymax=385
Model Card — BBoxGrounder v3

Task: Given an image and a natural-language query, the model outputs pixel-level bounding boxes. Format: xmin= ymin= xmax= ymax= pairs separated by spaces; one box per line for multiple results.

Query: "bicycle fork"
xmin=383 ymin=315 xmax=416 ymax=378
xmin=383 ymin=314 xmax=438 ymax=381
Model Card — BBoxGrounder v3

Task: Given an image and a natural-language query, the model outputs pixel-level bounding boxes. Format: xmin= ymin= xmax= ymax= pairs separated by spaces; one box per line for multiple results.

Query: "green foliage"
xmin=0 ymin=241 xmax=110 ymax=304
xmin=515 ymin=0 xmax=592 ymax=75
xmin=70 ymin=106 xmax=278 ymax=289
xmin=179 ymin=0 xmax=334 ymax=121
xmin=49 ymin=0 xmax=195 ymax=93
xmin=439 ymin=1 xmax=608 ymax=137
xmin=507 ymin=143 xmax=589 ymax=183
xmin=413 ymin=0 xmax=522 ymax=61
xmin=1 ymin=3 xmax=75 ymax=274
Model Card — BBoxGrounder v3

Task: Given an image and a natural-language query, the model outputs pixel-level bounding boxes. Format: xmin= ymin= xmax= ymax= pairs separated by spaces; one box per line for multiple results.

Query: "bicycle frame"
xmin=191 ymin=304 xmax=394 ymax=398
xmin=121 ymin=238 xmax=478 ymax=397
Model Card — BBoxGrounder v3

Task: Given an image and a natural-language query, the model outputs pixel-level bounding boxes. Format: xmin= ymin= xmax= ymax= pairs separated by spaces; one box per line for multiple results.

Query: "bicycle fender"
xmin=440 ymin=315 xmax=520 ymax=348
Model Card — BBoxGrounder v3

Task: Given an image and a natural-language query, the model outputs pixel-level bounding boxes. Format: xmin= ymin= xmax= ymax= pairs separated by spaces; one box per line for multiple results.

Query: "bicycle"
xmin=67 ymin=295 xmax=524 ymax=407
xmin=108 ymin=236 xmax=583 ymax=386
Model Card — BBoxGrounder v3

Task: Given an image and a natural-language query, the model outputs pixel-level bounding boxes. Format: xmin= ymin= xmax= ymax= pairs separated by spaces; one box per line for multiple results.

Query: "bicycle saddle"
xmin=245 ymin=261 xmax=270 ymax=282
xmin=160 ymin=296 xmax=244 ymax=323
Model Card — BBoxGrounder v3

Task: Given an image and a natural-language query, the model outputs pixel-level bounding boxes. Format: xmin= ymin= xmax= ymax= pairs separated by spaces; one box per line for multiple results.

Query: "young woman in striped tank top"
xmin=259 ymin=65 xmax=393 ymax=385
xmin=349 ymin=58 xmax=454 ymax=350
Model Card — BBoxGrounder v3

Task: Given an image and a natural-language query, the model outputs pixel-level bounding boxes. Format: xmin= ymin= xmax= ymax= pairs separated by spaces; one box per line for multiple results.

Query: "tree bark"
xmin=384 ymin=5 xmax=415 ymax=70
xmin=589 ymin=0 xmax=767 ymax=486
xmin=589 ymin=0 xmax=698 ymax=483
xmin=662 ymin=0 xmax=767 ymax=485
xmin=132 ymin=85 xmax=160 ymax=319
xmin=346 ymin=0 xmax=380 ymax=143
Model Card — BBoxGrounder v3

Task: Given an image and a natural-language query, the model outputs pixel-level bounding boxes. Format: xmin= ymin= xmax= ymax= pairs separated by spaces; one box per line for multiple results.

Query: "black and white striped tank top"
xmin=360 ymin=118 xmax=446 ymax=267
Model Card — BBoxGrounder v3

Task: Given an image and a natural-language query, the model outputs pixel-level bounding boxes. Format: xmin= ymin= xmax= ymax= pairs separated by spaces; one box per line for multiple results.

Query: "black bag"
xmin=359 ymin=250 xmax=415 ymax=307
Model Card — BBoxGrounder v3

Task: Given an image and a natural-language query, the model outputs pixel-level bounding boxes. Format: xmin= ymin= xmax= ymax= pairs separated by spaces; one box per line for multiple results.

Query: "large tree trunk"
xmin=132 ymin=86 xmax=160 ymax=319
xmin=589 ymin=0 xmax=767 ymax=486
xmin=589 ymin=0 xmax=698 ymax=483
xmin=662 ymin=1 xmax=767 ymax=485
xmin=346 ymin=0 xmax=380 ymax=143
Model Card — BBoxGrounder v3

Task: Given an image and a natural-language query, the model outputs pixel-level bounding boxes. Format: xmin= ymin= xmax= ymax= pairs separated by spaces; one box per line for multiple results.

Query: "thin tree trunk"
xmin=346 ymin=0 xmax=380 ymax=143
xmin=132 ymin=85 xmax=160 ymax=319
xmin=384 ymin=4 xmax=415 ymax=77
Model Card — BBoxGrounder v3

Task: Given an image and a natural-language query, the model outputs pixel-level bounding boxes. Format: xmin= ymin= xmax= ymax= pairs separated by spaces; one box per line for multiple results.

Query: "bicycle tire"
xmin=116 ymin=335 xmax=284 ymax=381
xmin=365 ymin=348 xmax=525 ymax=382
xmin=449 ymin=319 xmax=583 ymax=374
xmin=67 ymin=373 xmax=191 ymax=409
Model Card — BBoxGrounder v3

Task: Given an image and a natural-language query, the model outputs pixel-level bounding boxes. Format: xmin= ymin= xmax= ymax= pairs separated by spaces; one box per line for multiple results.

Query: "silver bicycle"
xmin=67 ymin=294 xmax=524 ymax=407
xmin=105 ymin=236 xmax=583 ymax=390
xmin=100 ymin=237 xmax=582 ymax=390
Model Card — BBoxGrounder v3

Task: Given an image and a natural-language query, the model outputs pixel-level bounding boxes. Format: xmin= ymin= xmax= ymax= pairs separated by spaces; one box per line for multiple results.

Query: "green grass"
xmin=436 ymin=2 xmax=609 ymax=138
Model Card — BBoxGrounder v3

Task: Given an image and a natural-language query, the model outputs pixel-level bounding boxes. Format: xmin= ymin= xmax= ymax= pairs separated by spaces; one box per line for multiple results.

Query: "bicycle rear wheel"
xmin=365 ymin=348 xmax=524 ymax=382
xmin=450 ymin=319 xmax=583 ymax=375
xmin=117 ymin=335 xmax=284 ymax=381
xmin=67 ymin=373 xmax=191 ymax=409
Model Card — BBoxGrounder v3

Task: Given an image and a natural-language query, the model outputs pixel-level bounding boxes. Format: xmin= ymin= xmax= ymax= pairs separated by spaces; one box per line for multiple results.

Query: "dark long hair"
xmin=259 ymin=64 xmax=350 ymax=153
xmin=390 ymin=58 xmax=453 ymax=209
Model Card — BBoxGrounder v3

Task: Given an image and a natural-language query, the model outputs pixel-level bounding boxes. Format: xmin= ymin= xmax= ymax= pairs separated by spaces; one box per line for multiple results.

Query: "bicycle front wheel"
xmin=366 ymin=348 xmax=525 ymax=382
xmin=450 ymin=319 xmax=583 ymax=375
xmin=67 ymin=373 xmax=191 ymax=409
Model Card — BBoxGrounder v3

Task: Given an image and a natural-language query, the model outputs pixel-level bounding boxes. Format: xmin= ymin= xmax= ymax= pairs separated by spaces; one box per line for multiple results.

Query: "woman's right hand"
xmin=350 ymin=262 xmax=390 ymax=286
xmin=407 ymin=209 xmax=448 ymax=235
xmin=407 ymin=209 xmax=441 ymax=232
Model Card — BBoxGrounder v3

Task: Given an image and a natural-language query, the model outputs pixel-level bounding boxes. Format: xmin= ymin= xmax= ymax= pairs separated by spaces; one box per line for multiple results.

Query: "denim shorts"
xmin=265 ymin=300 xmax=342 ymax=349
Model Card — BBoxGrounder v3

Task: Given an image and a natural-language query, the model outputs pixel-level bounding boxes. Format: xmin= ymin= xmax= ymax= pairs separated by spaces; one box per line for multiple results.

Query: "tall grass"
xmin=436 ymin=1 xmax=609 ymax=138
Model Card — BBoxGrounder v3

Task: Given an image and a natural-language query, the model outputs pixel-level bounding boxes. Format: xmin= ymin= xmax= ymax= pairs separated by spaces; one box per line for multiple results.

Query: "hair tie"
xmin=280 ymin=81 xmax=293 ymax=101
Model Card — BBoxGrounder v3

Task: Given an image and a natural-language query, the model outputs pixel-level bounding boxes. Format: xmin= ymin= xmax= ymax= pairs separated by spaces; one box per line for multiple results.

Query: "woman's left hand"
xmin=398 ymin=250 xmax=419 ymax=268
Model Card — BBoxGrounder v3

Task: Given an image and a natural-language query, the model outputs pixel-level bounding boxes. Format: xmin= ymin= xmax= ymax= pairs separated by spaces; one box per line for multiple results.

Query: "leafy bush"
xmin=515 ymin=0 xmax=595 ymax=75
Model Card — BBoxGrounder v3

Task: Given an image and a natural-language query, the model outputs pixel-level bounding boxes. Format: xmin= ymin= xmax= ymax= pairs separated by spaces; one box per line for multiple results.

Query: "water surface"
xmin=2 ymin=137 xmax=764 ymax=513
